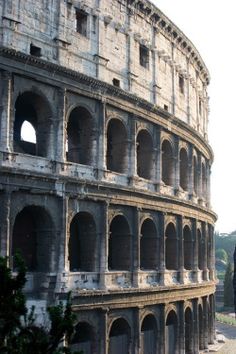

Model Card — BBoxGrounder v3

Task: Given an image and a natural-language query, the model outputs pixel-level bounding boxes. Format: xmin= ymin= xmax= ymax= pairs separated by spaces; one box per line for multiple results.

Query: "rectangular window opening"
xmin=139 ymin=44 xmax=149 ymax=69
xmin=112 ymin=78 xmax=120 ymax=87
xmin=75 ymin=9 xmax=88 ymax=36
xmin=179 ymin=75 xmax=184 ymax=94
xmin=30 ymin=44 xmax=41 ymax=57
xmin=199 ymin=99 xmax=202 ymax=116
xmin=164 ymin=104 xmax=168 ymax=111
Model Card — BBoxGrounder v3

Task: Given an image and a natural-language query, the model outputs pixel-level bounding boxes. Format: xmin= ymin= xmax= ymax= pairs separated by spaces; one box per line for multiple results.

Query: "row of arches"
xmin=11 ymin=205 xmax=213 ymax=275
xmin=13 ymin=92 xmax=209 ymax=197
xmin=70 ymin=298 xmax=215 ymax=354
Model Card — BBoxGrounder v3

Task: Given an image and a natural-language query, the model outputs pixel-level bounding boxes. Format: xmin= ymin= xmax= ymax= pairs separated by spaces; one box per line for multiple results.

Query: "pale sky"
xmin=152 ymin=0 xmax=235 ymax=233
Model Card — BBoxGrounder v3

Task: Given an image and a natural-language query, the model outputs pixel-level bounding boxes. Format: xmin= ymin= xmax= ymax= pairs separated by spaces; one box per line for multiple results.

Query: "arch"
xmin=14 ymin=91 xmax=52 ymax=157
xmin=165 ymin=310 xmax=178 ymax=354
xmin=12 ymin=206 xmax=53 ymax=272
xmin=140 ymin=218 xmax=158 ymax=270
xmin=185 ymin=307 xmax=193 ymax=354
xmin=193 ymin=156 xmax=198 ymax=194
xmin=109 ymin=318 xmax=131 ymax=354
xmin=141 ymin=314 xmax=158 ymax=354
xmin=183 ymin=225 xmax=193 ymax=270
xmin=68 ymin=212 xmax=97 ymax=272
xmin=161 ymin=140 xmax=174 ymax=186
xmin=198 ymin=304 xmax=204 ymax=350
xmin=165 ymin=222 xmax=178 ymax=270
xmin=197 ymin=229 xmax=204 ymax=270
xmin=67 ymin=106 xmax=95 ymax=165
xmin=106 ymin=119 xmax=128 ymax=173
xmin=108 ymin=215 xmax=131 ymax=271
xmin=136 ymin=129 xmax=153 ymax=179
xmin=179 ymin=148 xmax=189 ymax=191
xmin=70 ymin=322 xmax=95 ymax=354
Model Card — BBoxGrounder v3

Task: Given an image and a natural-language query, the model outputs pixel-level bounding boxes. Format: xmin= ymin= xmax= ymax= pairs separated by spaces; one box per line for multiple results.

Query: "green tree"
xmin=224 ymin=262 xmax=234 ymax=307
xmin=0 ymin=254 xmax=81 ymax=354
xmin=216 ymin=248 xmax=228 ymax=263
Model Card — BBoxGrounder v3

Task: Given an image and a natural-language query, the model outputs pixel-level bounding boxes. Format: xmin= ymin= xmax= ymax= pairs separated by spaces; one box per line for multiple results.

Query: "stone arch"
xmin=140 ymin=218 xmax=158 ymax=270
xmin=165 ymin=222 xmax=178 ymax=270
xmin=165 ymin=310 xmax=178 ymax=354
xmin=67 ymin=106 xmax=95 ymax=165
xmin=161 ymin=139 xmax=174 ymax=186
xmin=108 ymin=318 xmax=131 ymax=354
xmin=12 ymin=205 xmax=53 ymax=272
xmin=197 ymin=229 xmax=204 ymax=270
xmin=185 ymin=307 xmax=194 ymax=354
xmin=141 ymin=314 xmax=158 ymax=354
xmin=108 ymin=215 xmax=131 ymax=271
xmin=183 ymin=225 xmax=193 ymax=270
xmin=179 ymin=148 xmax=189 ymax=191
xmin=14 ymin=91 xmax=52 ymax=157
xmin=68 ymin=212 xmax=97 ymax=272
xmin=70 ymin=321 xmax=95 ymax=353
xmin=136 ymin=129 xmax=153 ymax=179
xmin=106 ymin=118 xmax=128 ymax=173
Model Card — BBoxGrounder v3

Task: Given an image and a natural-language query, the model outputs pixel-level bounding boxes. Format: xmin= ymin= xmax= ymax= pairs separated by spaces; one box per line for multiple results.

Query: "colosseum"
xmin=0 ymin=0 xmax=216 ymax=353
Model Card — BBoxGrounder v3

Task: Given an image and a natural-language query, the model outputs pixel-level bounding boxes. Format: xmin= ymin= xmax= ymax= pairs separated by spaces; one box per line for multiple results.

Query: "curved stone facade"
xmin=0 ymin=0 xmax=216 ymax=353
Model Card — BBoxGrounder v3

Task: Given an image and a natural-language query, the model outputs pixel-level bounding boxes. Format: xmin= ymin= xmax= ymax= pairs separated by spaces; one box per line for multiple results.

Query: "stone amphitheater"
xmin=0 ymin=0 xmax=217 ymax=353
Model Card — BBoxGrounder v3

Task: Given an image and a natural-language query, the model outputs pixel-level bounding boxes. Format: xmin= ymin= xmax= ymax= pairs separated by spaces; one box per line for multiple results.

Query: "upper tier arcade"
xmin=0 ymin=0 xmax=210 ymax=138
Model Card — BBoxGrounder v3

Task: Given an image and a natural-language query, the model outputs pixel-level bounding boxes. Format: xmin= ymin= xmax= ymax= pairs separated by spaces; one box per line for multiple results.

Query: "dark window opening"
xmin=140 ymin=219 xmax=158 ymax=270
xmin=140 ymin=44 xmax=149 ymax=69
xmin=179 ymin=148 xmax=188 ymax=191
xmin=108 ymin=215 xmax=131 ymax=271
xmin=141 ymin=315 xmax=157 ymax=354
xmin=76 ymin=9 xmax=88 ymax=36
xmin=179 ymin=75 xmax=184 ymax=94
xmin=164 ymin=104 xmax=168 ymax=111
xmin=112 ymin=78 xmax=120 ymax=87
xmin=185 ymin=308 xmax=193 ymax=354
xmin=30 ymin=44 xmax=41 ymax=57
xmin=136 ymin=130 xmax=153 ymax=180
xmin=12 ymin=206 xmax=53 ymax=272
xmin=165 ymin=223 xmax=178 ymax=270
xmin=109 ymin=319 xmax=130 ymax=354
xmin=166 ymin=311 xmax=177 ymax=354
xmin=69 ymin=212 xmax=97 ymax=272
xmin=70 ymin=322 xmax=94 ymax=353
xmin=183 ymin=226 xmax=193 ymax=270
xmin=199 ymin=99 xmax=202 ymax=116
xmin=106 ymin=119 xmax=128 ymax=173
xmin=161 ymin=140 xmax=174 ymax=186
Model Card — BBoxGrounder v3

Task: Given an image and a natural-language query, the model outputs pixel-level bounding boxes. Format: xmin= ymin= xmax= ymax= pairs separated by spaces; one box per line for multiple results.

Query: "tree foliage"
xmin=0 ymin=254 xmax=81 ymax=354
xmin=215 ymin=248 xmax=228 ymax=263
xmin=223 ymin=261 xmax=234 ymax=307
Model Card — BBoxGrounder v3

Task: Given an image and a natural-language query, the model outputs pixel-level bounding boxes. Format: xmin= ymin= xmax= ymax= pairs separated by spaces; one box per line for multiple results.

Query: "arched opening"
xmin=166 ymin=310 xmax=177 ymax=354
xmin=12 ymin=206 xmax=53 ymax=272
xmin=183 ymin=225 xmax=193 ymax=270
xmin=106 ymin=119 xmax=128 ymax=173
xmin=14 ymin=92 xmax=51 ymax=157
xmin=165 ymin=223 xmax=178 ymax=270
xmin=179 ymin=148 xmax=188 ymax=191
xmin=161 ymin=140 xmax=174 ymax=186
xmin=198 ymin=305 xmax=204 ymax=350
xmin=193 ymin=156 xmax=198 ymax=194
xmin=67 ymin=106 xmax=94 ymax=165
xmin=141 ymin=314 xmax=158 ymax=354
xmin=108 ymin=215 xmax=131 ymax=271
xmin=136 ymin=130 xmax=153 ymax=179
xmin=109 ymin=318 xmax=130 ymax=354
xmin=140 ymin=219 xmax=158 ymax=270
xmin=202 ymin=163 xmax=207 ymax=198
xmin=69 ymin=212 xmax=97 ymax=272
xmin=70 ymin=322 xmax=94 ymax=354
xmin=185 ymin=307 xmax=193 ymax=354
xmin=198 ymin=229 xmax=204 ymax=270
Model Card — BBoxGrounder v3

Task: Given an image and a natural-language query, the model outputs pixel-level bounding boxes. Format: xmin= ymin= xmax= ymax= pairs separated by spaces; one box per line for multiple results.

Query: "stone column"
xmin=155 ymin=126 xmax=161 ymax=192
xmin=186 ymin=58 xmax=191 ymax=124
xmin=134 ymin=307 xmax=140 ymax=354
xmin=188 ymin=145 xmax=194 ymax=198
xmin=128 ymin=114 xmax=136 ymax=184
xmin=159 ymin=212 xmax=165 ymax=285
xmin=99 ymin=201 xmax=109 ymax=289
xmin=133 ymin=207 xmax=140 ymax=287
xmin=193 ymin=299 xmax=199 ymax=353
xmin=0 ymin=191 xmax=11 ymax=259
xmin=56 ymin=88 xmax=67 ymax=162
xmin=171 ymin=43 xmax=176 ymax=116
xmin=0 ymin=70 xmax=12 ymax=152
xmin=97 ymin=99 xmax=106 ymax=179
xmin=100 ymin=309 xmax=108 ymax=354
xmin=159 ymin=304 xmax=165 ymax=354
xmin=192 ymin=219 xmax=199 ymax=281
xmin=178 ymin=215 xmax=184 ymax=283
xmin=203 ymin=297 xmax=209 ymax=350
xmin=178 ymin=301 xmax=185 ymax=353
xmin=202 ymin=222 xmax=208 ymax=281
xmin=174 ymin=137 xmax=180 ymax=194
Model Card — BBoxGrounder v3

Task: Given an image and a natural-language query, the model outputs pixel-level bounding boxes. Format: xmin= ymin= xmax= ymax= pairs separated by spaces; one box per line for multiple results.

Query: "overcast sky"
xmin=151 ymin=0 xmax=235 ymax=233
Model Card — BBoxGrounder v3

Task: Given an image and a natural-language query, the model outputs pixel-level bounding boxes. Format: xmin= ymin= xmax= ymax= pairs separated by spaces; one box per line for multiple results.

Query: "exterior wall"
xmin=0 ymin=1 xmax=216 ymax=353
